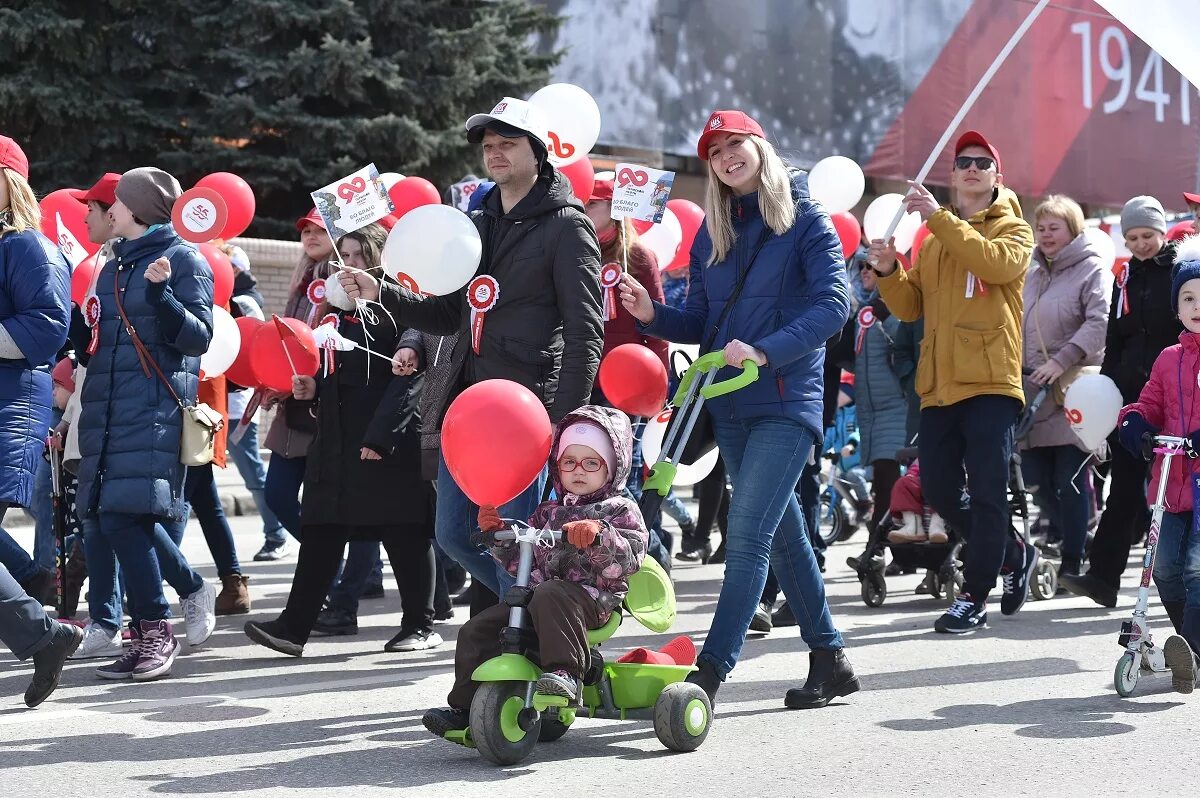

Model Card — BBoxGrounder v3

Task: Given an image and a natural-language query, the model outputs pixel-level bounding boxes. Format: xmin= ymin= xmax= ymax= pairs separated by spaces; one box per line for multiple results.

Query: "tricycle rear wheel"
xmin=654 ymin=682 xmax=712 ymax=752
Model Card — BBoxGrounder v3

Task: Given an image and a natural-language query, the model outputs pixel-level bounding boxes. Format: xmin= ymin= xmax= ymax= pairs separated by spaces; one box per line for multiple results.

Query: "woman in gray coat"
xmin=1021 ymin=196 xmax=1108 ymax=579
xmin=853 ymin=264 xmax=909 ymax=538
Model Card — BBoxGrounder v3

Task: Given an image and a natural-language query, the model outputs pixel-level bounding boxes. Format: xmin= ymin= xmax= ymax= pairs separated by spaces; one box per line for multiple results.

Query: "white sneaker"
xmin=181 ymin=581 xmax=217 ymax=647
xmin=70 ymin=622 xmax=124 ymax=659
xmin=927 ymin=513 xmax=949 ymax=544
xmin=888 ymin=512 xmax=926 ymax=543
xmin=384 ymin=629 xmax=443 ymax=652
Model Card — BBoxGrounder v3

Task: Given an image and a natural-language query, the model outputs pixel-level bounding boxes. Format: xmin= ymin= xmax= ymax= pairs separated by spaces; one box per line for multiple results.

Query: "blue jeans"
xmin=265 ymin=454 xmax=306 ymax=541
xmin=185 ymin=464 xmax=241 ymax=577
xmin=706 ymin=418 xmax=844 ymax=678
xmin=28 ymin=407 xmax=63 ymax=572
xmin=326 ymin=542 xmax=385 ymax=615
xmin=1154 ymin=510 xmax=1200 ymax=609
xmin=435 ymin=452 xmax=547 ymax=597
xmin=0 ymin=557 xmax=54 ymax=660
xmin=0 ymin=527 xmax=35 ymax=584
xmin=89 ymin=514 xmax=204 ymax=628
xmin=1021 ymin=445 xmax=1090 ymax=564
xmin=229 ymin=418 xmax=286 ymax=545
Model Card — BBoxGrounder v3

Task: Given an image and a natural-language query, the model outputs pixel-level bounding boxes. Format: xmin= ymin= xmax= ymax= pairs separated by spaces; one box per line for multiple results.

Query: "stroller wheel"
xmin=862 ymin=571 xmax=887 ymax=607
xmin=1030 ymin=558 xmax=1058 ymax=601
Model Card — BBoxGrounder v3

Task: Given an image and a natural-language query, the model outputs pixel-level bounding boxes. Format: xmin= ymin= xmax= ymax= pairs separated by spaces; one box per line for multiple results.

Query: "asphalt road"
xmin=0 ymin=514 xmax=1194 ymax=797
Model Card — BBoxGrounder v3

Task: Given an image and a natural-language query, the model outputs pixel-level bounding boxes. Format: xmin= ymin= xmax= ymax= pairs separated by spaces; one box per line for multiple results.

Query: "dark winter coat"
xmin=396 ymin=327 xmax=460 ymax=480
xmin=1102 ymin=242 xmax=1181 ymax=404
xmin=0 ymin=230 xmax=71 ymax=506
xmin=491 ymin=405 xmax=647 ymax=619
xmin=853 ymin=295 xmax=907 ymax=464
xmin=642 ymin=171 xmax=851 ymax=441
xmin=300 ymin=302 xmax=431 ymax=534
xmin=378 ymin=163 xmax=603 ymax=425
xmin=76 ymin=224 xmax=214 ymax=520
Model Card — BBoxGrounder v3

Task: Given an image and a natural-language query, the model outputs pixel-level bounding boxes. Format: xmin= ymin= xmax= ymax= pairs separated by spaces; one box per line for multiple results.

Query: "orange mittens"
xmin=478 ymin=504 xmax=504 ymax=533
xmin=563 ymin=519 xmax=602 ymax=548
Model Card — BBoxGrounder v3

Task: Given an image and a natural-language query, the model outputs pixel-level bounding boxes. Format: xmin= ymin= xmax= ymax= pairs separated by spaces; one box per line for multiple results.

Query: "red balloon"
xmin=197 ymin=242 xmax=235 ymax=307
xmin=1168 ymin=220 xmax=1195 ymax=241
xmin=558 ymin=158 xmax=594 ymax=204
xmin=71 ymin=253 xmax=99 ymax=306
xmin=388 ymin=177 xmax=441 ymax=221
xmin=225 ymin=316 xmax=265 ymax=389
xmin=194 ymin=172 xmax=256 ymax=240
xmin=896 ymin=251 xmax=912 ymax=272
xmin=911 ymin=222 xmax=932 ymax=264
xmin=442 ymin=380 xmax=552 ymax=506
xmin=831 ymin=211 xmax=861 ymax=259
xmin=665 ymin=199 xmax=704 ymax=270
xmin=598 ymin=344 xmax=668 ymax=417
xmin=39 ymin=189 xmax=100 ymax=259
xmin=631 ymin=219 xmax=653 ymax=235
xmin=249 ymin=317 xmax=320 ymax=393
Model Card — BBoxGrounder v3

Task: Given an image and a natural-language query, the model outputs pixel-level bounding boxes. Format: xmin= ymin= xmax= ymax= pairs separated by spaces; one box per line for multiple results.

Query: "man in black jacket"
xmin=337 ymin=97 xmax=603 ymax=605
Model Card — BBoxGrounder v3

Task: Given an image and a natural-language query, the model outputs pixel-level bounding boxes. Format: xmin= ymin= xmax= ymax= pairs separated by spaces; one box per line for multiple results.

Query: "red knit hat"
xmin=51 ymin=358 xmax=75 ymax=393
xmin=0 ymin=135 xmax=29 ymax=181
xmin=697 ymin=110 xmax=765 ymax=160
xmin=295 ymin=207 xmax=327 ymax=232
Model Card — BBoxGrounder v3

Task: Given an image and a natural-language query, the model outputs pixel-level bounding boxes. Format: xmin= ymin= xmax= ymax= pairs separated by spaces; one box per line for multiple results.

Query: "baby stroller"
xmin=851 ymin=385 xmax=1058 ymax=607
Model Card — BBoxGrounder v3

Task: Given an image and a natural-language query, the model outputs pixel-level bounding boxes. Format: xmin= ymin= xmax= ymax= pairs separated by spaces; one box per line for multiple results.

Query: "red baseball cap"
xmin=0 ymin=135 xmax=29 ymax=181
xmin=67 ymin=172 xmax=121 ymax=207
xmin=697 ymin=110 xmax=766 ymax=160
xmin=591 ymin=179 xmax=614 ymax=202
xmin=1183 ymin=192 xmax=1200 ymax=206
xmin=295 ymin=207 xmax=327 ymax=232
xmin=954 ymin=130 xmax=1002 ymax=174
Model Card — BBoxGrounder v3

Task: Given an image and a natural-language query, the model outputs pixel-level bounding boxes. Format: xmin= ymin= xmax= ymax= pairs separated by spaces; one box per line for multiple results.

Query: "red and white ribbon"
xmin=855 ymin=305 xmax=875 ymax=354
xmin=965 ymin=272 xmax=988 ymax=299
xmin=467 ymin=275 xmax=500 ymax=355
xmin=600 ymin=262 xmax=622 ymax=321
xmin=84 ymin=295 xmax=101 ymax=355
xmin=1114 ymin=262 xmax=1130 ymax=318
xmin=317 ymin=313 xmax=341 ymax=376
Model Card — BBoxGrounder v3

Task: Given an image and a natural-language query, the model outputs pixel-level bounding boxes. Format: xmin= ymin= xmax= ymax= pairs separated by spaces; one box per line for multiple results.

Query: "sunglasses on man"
xmin=954 ymin=155 xmax=995 ymax=171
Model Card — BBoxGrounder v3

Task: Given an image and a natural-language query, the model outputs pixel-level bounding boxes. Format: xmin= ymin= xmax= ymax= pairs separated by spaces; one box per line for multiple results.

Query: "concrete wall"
xmin=229 ymin=237 xmax=303 ymax=317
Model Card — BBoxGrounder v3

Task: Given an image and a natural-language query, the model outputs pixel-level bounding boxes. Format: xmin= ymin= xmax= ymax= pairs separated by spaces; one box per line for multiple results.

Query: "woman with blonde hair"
xmin=619 ymin=111 xmax=857 ymax=709
xmin=1020 ymin=195 xmax=1108 ymax=581
xmin=0 ymin=134 xmax=72 ymax=605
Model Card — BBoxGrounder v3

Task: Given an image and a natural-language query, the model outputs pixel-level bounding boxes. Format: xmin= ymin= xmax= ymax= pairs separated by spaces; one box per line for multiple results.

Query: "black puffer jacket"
xmin=1102 ymin=242 xmax=1181 ymax=404
xmin=379 ymin=163 xmax=603 ymax=423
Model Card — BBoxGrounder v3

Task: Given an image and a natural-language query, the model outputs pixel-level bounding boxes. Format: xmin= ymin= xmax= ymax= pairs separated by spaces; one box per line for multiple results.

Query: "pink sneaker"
xmin=96 ymin=624 xmax=141 ymax=680
xmin=131 ymin=619 xmax=179 ymax=682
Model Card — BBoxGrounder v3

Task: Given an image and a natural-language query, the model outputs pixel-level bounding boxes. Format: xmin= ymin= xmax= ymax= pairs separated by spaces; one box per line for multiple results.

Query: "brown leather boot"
xmin=215 ymin=574 xmax=251 ymax=616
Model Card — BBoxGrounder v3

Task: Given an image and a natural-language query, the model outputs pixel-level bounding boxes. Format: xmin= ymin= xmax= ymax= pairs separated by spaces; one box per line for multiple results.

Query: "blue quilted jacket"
xmin=76 ymin=224 xmax=213 ymax=520
xmin=642 ymin=172 xmax=850 ymax=440
xmin=0 ymin=230 xmax=71 ymax=506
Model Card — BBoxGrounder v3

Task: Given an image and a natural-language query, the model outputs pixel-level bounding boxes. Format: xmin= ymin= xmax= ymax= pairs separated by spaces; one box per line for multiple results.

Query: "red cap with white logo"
xmin=697 ymin=110 xmax=766 ymax=160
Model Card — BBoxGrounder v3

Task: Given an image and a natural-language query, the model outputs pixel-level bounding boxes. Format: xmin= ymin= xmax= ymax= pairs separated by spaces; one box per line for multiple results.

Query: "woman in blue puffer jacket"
xmin=620 ymin=110 xmax=858 ymax=710
xmin=75 ymin=168 xmax=216 ymax=682
xmin=0 ymin=136 xmax=71 ymax=594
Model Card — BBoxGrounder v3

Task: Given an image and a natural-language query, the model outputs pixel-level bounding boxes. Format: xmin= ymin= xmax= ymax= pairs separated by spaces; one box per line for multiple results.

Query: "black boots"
xmin=25 ymin=623 xmax=83 ymax=708
xmin=686 ymin=659 xmax=722 ymax=705
xmin=784 ymin=648 xmax=860 ymax=709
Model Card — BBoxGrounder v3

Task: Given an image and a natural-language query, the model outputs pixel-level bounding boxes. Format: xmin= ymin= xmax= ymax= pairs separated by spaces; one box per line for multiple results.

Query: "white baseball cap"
xmin=465 ymin=97 xmax=548 ymax=146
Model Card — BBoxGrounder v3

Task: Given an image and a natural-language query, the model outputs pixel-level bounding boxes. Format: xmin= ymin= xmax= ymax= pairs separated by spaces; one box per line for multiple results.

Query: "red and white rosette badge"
xmin=84 ymin=294 xmax=102 ymax=355
xmin=854 ymin=305 xmax=875 ymax=354
xmin=600 ymin=262 xmax=622 ymax=321
xmin=467 ymin=275 xmax=500 ymax=355
xmin=307 ymin=278 xmax=327 ymax=306
xmin=1114 ymin=261 xmax=1130 ymax=318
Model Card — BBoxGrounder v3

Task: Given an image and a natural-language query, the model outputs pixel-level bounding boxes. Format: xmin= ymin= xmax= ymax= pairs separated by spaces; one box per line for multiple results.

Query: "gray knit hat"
xmin=1120 ymin=195 xmax=1167 ymax=235
xmin=115 ymin=167 xmax=182 ymax=226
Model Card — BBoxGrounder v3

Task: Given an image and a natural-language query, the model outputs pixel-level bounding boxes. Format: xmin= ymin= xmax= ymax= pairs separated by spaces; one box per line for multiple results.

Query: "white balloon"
xmin=1065 ymin=373 xmax=1122 ymax=451
xmin=200 ymin=305 xmax=240 ymax=379
xmin=808 ymin=156 xmax=865 ymax=214
xmin=528 ymin=83 xmax=602 ymax=167
xmin=382 ymin=205 xmax=482 ymax=296
xmin=863 ymin=193 xmax=923 ymax=255
xmin=641 ymin=408 xmax=719 ymax=486
xmin=378 ymin=172 xmax=405 ymax=191
xmin=640 ymin=208 xmax=683 ymax=268
xmin=1083 ymin=226 xmax=1116 ymax=272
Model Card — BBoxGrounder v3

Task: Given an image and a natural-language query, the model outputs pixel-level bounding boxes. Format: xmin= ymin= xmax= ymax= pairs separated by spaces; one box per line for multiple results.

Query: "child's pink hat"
xmin=556 ymin=420 xmax=616 ymax=474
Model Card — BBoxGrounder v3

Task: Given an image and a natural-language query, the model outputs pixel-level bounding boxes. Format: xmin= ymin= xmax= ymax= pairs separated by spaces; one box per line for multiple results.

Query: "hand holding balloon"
xmin=292 ymin=375 xmax=316 ymax=401
xmin=866 ymin=239 xmax=899 ymax=276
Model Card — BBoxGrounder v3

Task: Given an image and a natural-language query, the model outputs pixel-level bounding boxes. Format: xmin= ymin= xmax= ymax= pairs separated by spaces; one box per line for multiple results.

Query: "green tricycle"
xmin=442 ymin=352 xmax=758 ymax=766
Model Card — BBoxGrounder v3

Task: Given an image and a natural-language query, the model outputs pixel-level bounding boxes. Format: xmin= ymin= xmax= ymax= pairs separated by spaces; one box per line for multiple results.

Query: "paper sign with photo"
xmin=610 ymin=163 xmax=675 ymax=223
xmin=310 ymin=163 xmax=395 ymax=240
xmin=450 ymin=179 xmax=487 ymax=212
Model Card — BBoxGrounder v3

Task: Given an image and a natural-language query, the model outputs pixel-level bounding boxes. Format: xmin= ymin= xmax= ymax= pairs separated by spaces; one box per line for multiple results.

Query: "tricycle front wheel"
xmin=471 ymin=682 xmax=540 ymax=765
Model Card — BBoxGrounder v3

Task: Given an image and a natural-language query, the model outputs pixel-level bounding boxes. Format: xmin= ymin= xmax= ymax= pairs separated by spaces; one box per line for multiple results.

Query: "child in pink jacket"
xmin=1116 ymin=237 xmax=1200 ymax=693
xmin=423 ymin=406 xmax=649 ymax=738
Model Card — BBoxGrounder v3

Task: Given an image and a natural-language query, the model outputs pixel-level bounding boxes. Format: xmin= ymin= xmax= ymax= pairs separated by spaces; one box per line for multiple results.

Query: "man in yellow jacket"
xmin=867 ymin=131 xmax=1036 ymax=635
